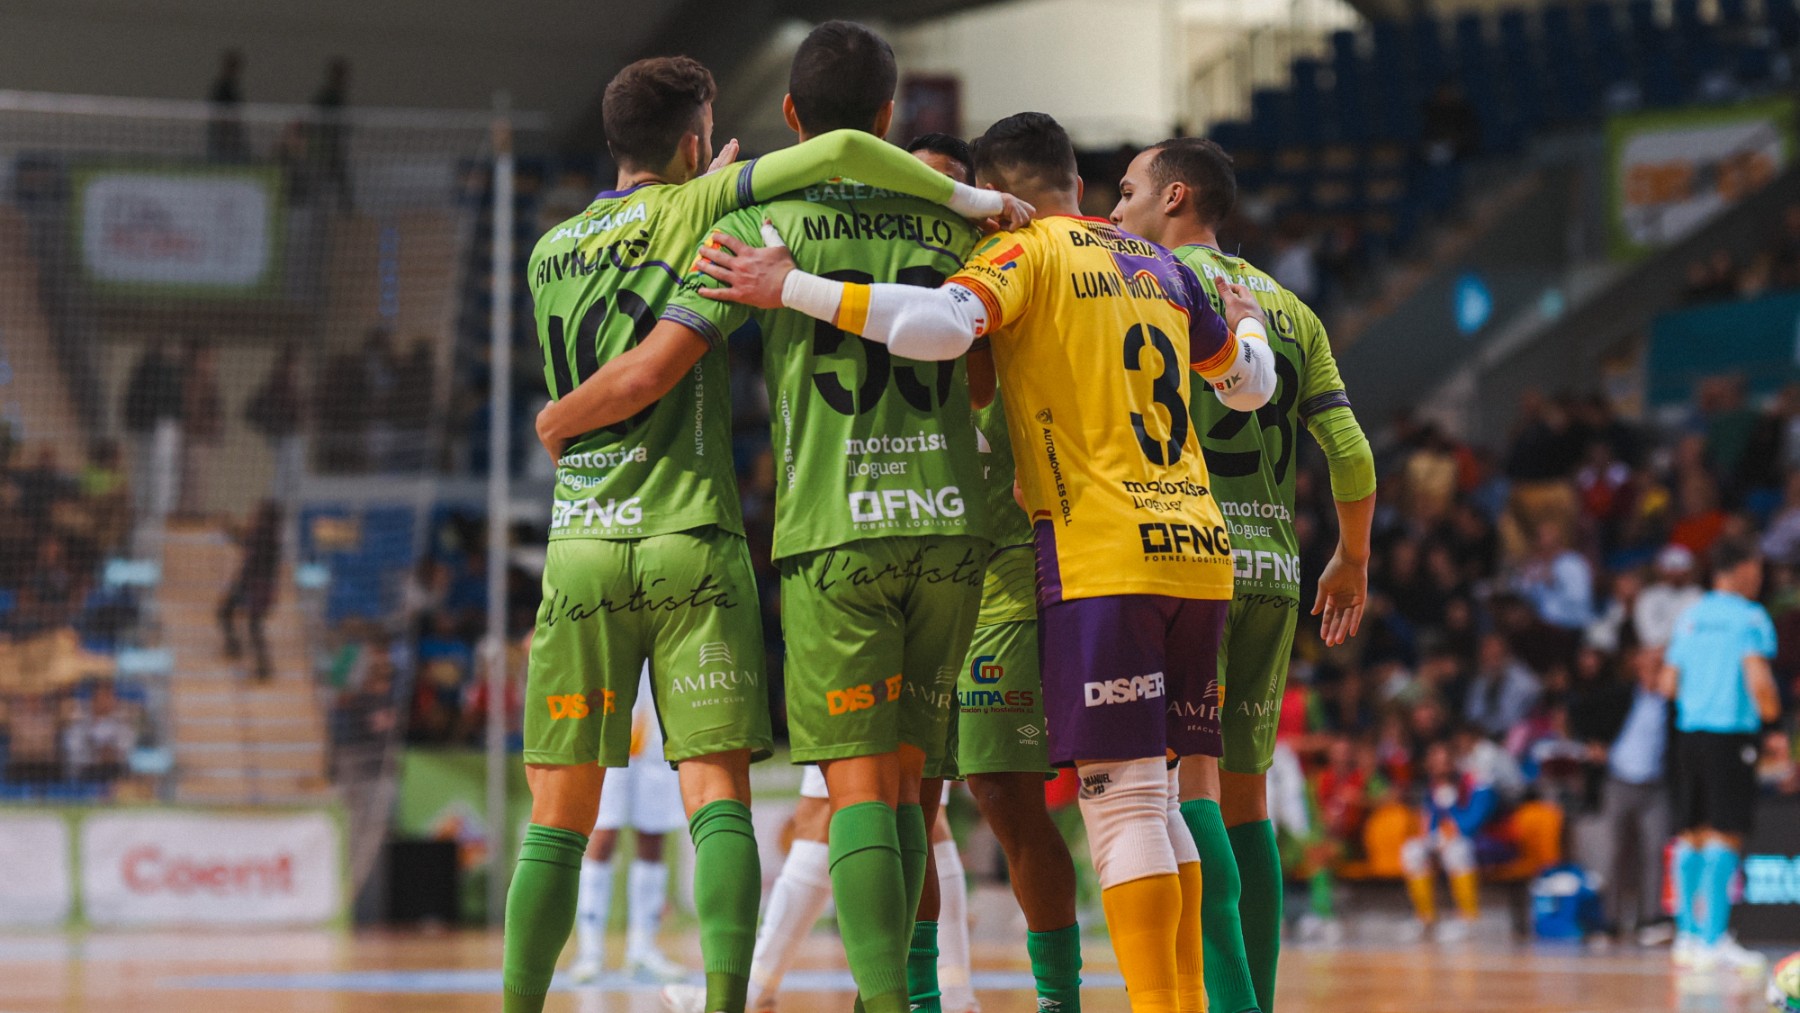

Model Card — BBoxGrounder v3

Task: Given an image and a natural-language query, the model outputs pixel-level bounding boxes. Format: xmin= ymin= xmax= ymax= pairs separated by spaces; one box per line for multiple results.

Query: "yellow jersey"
xmin=948 ymin=215 xmax=1237 ymax=605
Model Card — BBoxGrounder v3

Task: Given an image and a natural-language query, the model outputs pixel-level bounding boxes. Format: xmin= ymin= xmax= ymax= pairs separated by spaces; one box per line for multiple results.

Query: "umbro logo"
xmin=1017 ymin=724 xmax=1040 ymax=740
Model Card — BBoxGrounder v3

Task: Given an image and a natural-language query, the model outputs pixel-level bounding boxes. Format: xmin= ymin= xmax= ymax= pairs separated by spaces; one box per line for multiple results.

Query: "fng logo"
xmin=828 ymin=674 xmax=903 ymax=715
xmin=847 ymin=487 xmax=965 ymax=523
xmin=1083 ymin=673 xmax=1165 ymax=707
xmin=1139 ymin=523 xmax=1229 ymax=557
xmin=971 ymin=654 xmax=1004 ymax=684
xmin=546 ymin=692 xmax=614 ymax=720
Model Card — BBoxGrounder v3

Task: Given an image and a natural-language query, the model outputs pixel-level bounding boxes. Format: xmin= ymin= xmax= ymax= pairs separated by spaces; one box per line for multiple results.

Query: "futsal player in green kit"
xmin=506 ymin=54 xmax=1028 ymax=1013
xmin=1112 ymin=137 xmax=1377 ymax=1013
xmin=956 ymin=386 xmax=1085 ymax=1012
xmin=536 ymin=23 xmax=1024 ymax=1013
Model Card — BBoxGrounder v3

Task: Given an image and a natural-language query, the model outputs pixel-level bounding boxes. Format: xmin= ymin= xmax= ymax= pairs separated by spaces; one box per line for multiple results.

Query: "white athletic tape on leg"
xmin=1441 ymin=835 xmax=1477 ymax=876
xmin=1077 ymin=756 xmax=1179 ymax=889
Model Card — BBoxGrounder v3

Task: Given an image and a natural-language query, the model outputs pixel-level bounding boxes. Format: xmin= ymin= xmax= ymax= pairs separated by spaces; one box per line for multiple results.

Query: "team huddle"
xmin=502 ymin=19 xmax=1376 ymax=1013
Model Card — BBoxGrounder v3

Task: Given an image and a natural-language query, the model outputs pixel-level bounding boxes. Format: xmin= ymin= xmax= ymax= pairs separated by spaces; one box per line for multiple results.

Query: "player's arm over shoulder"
xmin=1188 ymin=262 xmax=1276 ymax=411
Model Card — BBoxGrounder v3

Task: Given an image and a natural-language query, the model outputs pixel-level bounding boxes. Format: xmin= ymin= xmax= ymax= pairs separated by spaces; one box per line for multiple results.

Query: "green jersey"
xmin=664 ymin=181 xmax=985 ymax=560
xmin=971 ymin=392 xmax=1035 ymax=627
xmin=528 ymin=132 xmax=983 ymax=541
xmin=1175 ymin=244 xmax=1354 ymax=600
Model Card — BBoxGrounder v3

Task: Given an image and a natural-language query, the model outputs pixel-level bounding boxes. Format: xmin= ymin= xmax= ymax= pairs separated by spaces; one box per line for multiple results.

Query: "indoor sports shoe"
xmin=569 ymin=954 xmax=605 ymax=984
xmin=1434 ymin=918 xmax=1474 ymax=944
xmin=1672 ymin=933 xmax=1700 ymax=967
xmin=661 ymin=983 xmax=709 ymax=1013
xmin=1695 ymin=936 xmax=1767 ymax=976
xmin=626 ymin=947 xmax=690 ymax=983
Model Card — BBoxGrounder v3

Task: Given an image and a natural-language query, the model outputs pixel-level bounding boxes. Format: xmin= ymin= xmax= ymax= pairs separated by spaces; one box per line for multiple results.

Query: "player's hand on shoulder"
xmin=990 ymin=192 xmax=1035 ymax=233
xmin=1220 ymin=281 xmax=1267 ymax=332
xmin=706 ymin=138 xmax=741 ymax=174
xmin=695 ymin=224 xmax=794 ymax=310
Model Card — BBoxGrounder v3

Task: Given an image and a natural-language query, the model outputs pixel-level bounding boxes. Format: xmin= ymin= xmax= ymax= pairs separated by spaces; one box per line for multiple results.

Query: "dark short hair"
xmin=1147 ymin=137 xmax=1237 ymax=227
xmin=906 ymin=133 xmax=975 ymax=183
xmin=602 ymin=56 xmax=717 ymax=170
xmin=1711 ymin=534 xmax=1761 ymax=575
xmin=788 ymin=21 xmax=897 ymax=135
xmin=972 ymin=112 xmax=1078 ymax=191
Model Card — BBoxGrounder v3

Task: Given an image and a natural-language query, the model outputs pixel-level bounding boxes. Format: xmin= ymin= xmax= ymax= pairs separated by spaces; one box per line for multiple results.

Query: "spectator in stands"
xmin=63 ymin=681 xmax=136 ymax=783
xmin=178 ymin=339 xmax=223 ymax=519
xmin=217 ymin=500 xmax=283 ymax=681
xmin=1512 ymin=522 xmax=1596 ymax=633
xmin=1583 ymin=648 xmax=1674 ymax=943
xmin=1762 ymin=471 xmax=1800 ymax=564
xmin=81 ymin=441 xmax=130 ymax=552
xmin=206 ymin=49 xmax=248 ymax=162
xmin=389 ymin=337 xmax=437 ymax=471
xmin=1421 ymin=81 xmax=1480 ymax=165
xmin=1635 ymin=544 xmax=1705 ymax=656
xmin=1 ymin=692 xmax=62 ymax=784
xmin=120 ymin=339 xmax=184 ymax=528
xmin=16 ymin=537 xmax=84 ymax=638
xmin=247 ymin=344 xmax=307 ymax=496
xmin=1464 ymin=632 xmax=1542 ymax=738
xmin=1400 ymin=739 xmax=1494 ymax=941
xmin=362 ymin=327 xmax=400 ymax=472
xmin=312 ymin=57 xmax=353 ymax=211
xmin=1503 ymin=391 xmax=1583 ymax=560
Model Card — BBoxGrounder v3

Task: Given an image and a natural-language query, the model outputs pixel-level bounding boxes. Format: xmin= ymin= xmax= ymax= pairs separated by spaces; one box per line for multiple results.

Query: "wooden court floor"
xmin=0 ymin=929 xmax=1780 ymax=1012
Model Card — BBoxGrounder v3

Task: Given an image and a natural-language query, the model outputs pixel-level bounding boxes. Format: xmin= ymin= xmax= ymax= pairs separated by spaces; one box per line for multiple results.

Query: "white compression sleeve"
xmin=1206 ymin=319 xmax=1277 ymax=412
xmin=946 ymin=181 xmax=1005 ymax=219
xmin=781 ymin=271 xmax=989 ymax=361
xmin=1076 ymin=757 xmax=1179 ymax=888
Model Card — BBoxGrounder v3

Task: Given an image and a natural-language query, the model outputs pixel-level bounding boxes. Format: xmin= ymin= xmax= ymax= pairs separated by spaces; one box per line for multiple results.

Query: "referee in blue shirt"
xmin=1660 ymin=535 xmax=1782 ymax=973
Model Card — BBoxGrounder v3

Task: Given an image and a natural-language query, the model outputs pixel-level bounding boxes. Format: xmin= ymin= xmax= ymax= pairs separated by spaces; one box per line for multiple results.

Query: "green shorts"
xmin=1218 ymin=592 xmax=1300 ymax=775
xmin=955 ymin=617 xmax=1049 ymax=776
xmin=525 ymin=527 xmax=770 ymax=767
xmin=778 ymin=535 xmax=986 ymax=767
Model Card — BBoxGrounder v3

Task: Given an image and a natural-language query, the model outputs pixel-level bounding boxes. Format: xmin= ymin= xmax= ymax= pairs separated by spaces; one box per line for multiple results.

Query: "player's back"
xmin=1175 ymin=245 xmax=1342 ymax=598
xmin=951 ymin=216 xmax=1233 ymax=604
xmin=689 ymin=181 xmax=985 ymax=559
xmin=529 ymin=180 xmax=742 ymax=541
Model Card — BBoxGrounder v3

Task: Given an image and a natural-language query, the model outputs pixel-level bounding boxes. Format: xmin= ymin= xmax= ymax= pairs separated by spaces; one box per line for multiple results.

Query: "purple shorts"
xmin=1038 ymin=594 xmax=1227 ymax=765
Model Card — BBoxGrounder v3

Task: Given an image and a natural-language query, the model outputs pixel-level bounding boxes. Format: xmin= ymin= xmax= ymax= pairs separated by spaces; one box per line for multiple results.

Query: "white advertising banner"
xmin=80 ymin=810 xmax=343 ymax=927
xmin=77 ymin=169 xmax=279 ymax=289
xmin=1607 ymin=98 xmax=1796 ymax=256
xmin=0 ymin=814 xmax=73 ymax=926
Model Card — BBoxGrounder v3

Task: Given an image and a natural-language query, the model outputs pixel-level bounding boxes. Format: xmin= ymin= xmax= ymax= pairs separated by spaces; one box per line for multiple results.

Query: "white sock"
xmin=749 ymin=839 xmax=833 ymax=1009
xmin=935 ymin=838 xmax=977 ymax=1012
xmin=625 ymin=859 xmax=668 ymax=960
xmin=576 ymin=858 xmax=611 ymax=964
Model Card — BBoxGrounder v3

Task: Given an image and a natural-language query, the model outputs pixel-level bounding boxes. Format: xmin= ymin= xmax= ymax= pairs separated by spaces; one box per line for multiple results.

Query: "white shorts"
xmin=596 ymin=667 xmax=687 ymax=835
xmin=596 ymin=752 xmax=686 ymax=834
xmin=799 ymin=765 xmax=950 ymax=805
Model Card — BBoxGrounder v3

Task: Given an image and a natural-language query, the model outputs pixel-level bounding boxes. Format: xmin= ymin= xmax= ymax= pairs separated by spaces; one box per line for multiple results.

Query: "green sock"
xmin=691 ymin=800 xmax=760 ymax=1013
xmin=908 ymin=920 xmax=942 ymax=1013
xmin=502 ymin=823 xmax=589 ymax=1013
xmin=896 ymin=802 xmax=929 ymax=1010
xmin=1308 ymin=868 xmax=1333 ymax=918
xmin=830 ymin=801 xmax=909 ymax=1013
xmin=1025 ymin=923 xmax=1083 ymax=1013
xmin=1229 ymin=819 xmax=1282 ymax=1013
xmin=1180 ymin=799 xmax=1258 ymax=1013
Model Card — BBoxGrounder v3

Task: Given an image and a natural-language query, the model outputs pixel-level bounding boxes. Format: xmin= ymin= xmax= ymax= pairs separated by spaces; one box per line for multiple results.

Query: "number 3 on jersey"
xmin=1123 ymin=323 xmax=1189 ymax=466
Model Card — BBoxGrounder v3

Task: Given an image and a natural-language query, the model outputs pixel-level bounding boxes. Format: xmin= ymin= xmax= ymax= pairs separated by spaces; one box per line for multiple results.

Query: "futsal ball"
xmin=1769 ymin=951 xmax=1800 ymax=1010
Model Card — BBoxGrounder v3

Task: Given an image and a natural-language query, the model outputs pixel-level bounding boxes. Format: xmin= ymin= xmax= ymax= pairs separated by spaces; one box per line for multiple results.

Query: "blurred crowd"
xmin=0 ymin=437 xmax=146 ymax=796
xmin=1680 ymin=203 xmax=1800 ymax=305
xmin=1267 ymin=374 xmax=1800 ymax=939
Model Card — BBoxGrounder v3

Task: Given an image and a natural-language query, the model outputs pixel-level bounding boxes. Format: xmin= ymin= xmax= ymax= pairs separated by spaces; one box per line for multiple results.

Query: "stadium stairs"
xmin=160 ymin=525 xmax=332 ymax=805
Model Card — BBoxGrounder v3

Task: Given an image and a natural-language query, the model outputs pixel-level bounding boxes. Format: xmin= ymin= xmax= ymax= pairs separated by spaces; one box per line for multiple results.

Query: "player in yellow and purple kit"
xmin=693 ymin=112 xmax=1276 ymax=1013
